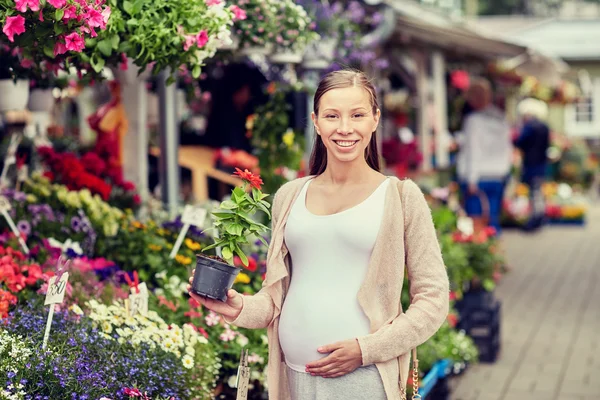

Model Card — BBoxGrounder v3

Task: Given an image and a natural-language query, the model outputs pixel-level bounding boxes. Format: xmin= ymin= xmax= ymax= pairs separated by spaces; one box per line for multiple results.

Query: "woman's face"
xmin=312 ymin=86 xmax=380 ymax=165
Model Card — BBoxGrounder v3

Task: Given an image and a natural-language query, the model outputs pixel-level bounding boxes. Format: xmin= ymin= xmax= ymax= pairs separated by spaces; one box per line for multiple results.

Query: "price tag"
xmin=44 ymin=272 xmax=69 ymax=305
xmin=235 ymin=349 xmax=250 ymax=400
xmin=17 ymin=165 xmax=28 ymax=182
xmin=128 ymin=282 xmax=149 ymax=317
xmin=457 ymin=216 xmax=474 ymax=236
xmin=169 ymin=206 xmax=206 ymax=259
xmin=181 ymin=205 xmax=207 ymax=227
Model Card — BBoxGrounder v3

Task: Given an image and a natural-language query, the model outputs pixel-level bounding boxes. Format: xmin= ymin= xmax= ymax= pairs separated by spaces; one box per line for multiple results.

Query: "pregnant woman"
xmin=188 ymin=69 xmax=449 ymax=400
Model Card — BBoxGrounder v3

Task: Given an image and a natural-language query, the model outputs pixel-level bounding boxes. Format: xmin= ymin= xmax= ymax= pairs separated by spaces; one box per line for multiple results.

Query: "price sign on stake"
xmin=128 ymin=282 xmax=149 ymax=317
xmin=42 ymin=257 xmax=71 ymax=350
xmin=0 ymin=134 xmax=21 ymax=188
xmin=235 ymin=349 xmax=250 ymax=400
xmin=169 ymin=205 xmax=207 ymax=259
xmin=0 ymin=195 xmax=29 ymax=254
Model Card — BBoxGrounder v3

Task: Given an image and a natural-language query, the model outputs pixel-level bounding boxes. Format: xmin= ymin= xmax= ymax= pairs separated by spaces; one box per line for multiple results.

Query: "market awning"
xmin=382 ymin=0 xmax=527 ymax=59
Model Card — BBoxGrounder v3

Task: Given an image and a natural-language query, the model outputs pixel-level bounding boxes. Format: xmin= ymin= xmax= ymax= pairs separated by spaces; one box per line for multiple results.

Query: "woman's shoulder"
xmin=274 ymin=176 xmax=314 ymax=198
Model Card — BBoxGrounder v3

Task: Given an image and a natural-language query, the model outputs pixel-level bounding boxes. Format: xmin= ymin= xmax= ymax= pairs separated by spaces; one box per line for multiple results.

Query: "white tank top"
xmin=279 ymin=178 xmax=389 ymax=372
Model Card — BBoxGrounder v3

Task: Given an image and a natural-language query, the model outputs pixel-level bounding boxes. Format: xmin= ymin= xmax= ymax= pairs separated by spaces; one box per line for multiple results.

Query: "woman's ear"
xmin=311 ymin=112 xmax=320 ymax=135
xmin=372 ymin=108 xmax=381 ymax=131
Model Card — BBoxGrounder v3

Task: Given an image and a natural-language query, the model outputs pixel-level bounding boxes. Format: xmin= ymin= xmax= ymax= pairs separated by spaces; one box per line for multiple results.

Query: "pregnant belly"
xmin=278 ymin=295 xmax=370 ymax=372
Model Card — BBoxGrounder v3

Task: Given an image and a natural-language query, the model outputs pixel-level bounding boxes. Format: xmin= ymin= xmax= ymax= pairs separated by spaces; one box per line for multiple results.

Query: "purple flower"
xmin=17 ymin=220 xmax=31 ymax=236
xmin=70 ymin=216 xmax=81 ymax=232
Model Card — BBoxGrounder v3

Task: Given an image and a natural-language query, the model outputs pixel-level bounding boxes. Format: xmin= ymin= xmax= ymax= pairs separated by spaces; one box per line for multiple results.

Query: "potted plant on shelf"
xmin=269 ymin=0 xmax=317 ymax=64
xmin=234 ymin=0 xmax=277 ymax=55
xmin=190 ymin=168 xmax=271 ymax=302
xmin=0 ymin=0 xmax=111 ymax=78
xmin=87 ymin=0 xmax=242 ymax=82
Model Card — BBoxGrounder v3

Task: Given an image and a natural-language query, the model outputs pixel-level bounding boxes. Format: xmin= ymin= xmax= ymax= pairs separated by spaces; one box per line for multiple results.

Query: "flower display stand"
xmin=455 ymin=290 xmax=502 ymax=363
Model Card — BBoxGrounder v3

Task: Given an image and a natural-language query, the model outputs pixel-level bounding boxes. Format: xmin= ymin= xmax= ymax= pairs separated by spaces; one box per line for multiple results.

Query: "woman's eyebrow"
xmin=321 ymin=106 xmax=369 ymax=112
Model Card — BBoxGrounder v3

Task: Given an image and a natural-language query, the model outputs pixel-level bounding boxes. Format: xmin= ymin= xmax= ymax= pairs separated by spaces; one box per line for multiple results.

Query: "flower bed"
xmin=0 ymin=173 xmax=508 ymax=398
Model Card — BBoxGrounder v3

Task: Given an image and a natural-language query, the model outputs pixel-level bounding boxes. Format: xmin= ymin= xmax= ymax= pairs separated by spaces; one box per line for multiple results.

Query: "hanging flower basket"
xmin=0 ymin=79 xmax=29 ymax=111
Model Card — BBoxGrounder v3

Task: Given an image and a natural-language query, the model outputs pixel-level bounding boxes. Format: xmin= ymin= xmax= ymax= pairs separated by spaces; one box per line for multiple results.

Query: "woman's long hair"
xmin=309 ymin=69 xmax=381 ymax=176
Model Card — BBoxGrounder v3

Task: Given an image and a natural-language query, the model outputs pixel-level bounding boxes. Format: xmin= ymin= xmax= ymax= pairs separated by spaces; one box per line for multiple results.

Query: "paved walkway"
xmin=450 ymin=205 xmax=600 ymax=400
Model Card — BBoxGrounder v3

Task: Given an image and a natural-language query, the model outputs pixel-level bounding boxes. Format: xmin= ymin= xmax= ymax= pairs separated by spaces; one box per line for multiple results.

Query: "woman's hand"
xmin=187 ymin=269 xmax=243 ymax=321
xmin=305 ymin=339 xmax=363 ymax=378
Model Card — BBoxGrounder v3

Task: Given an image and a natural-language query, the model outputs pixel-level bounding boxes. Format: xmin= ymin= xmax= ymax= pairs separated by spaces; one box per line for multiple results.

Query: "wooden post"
xmin=414 ymin=50 xmax=432 ymax=172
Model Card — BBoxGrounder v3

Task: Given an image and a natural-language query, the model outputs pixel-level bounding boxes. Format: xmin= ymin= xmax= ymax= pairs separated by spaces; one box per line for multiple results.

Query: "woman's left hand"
xmin=305 ymin=339 xmax=363 ymax=378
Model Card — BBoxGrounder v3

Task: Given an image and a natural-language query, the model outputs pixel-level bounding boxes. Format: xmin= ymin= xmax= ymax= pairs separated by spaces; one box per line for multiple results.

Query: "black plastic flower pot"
xmin=191 ymin=254 xmax=240 ymax=302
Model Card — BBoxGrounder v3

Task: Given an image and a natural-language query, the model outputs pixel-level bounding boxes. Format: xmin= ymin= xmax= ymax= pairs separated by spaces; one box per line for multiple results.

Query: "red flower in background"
xmin=234 ymin=256 xmax=257 ymax=272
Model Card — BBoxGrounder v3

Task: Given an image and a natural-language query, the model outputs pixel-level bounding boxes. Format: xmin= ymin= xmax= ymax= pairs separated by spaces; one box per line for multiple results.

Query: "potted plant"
xmin=87 ymin=0 xmax=241 ymax=82
xmin=0 ymin=0 xmax=111 ymax=78
xmin=269 ymin=0 xmax=317 ymax=64
xmin=234 ymin=0 xmax=277 ymax=55
xmin=190 ymin=168 xmax=271 ymax=302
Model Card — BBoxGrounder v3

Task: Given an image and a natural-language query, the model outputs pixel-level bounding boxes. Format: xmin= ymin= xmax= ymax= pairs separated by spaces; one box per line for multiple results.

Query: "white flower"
xmin=236 ymin=334 xmax=249 ymax=347
xmin=182 ymin=354 xmax=194 ymax=369
xmin=227 ymin=375 xmax=238 ymax=388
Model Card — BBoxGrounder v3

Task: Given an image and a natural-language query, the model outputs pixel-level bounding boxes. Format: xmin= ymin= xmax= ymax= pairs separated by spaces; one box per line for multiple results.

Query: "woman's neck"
xmin=320 ymin=157 xmax=375 ymax=185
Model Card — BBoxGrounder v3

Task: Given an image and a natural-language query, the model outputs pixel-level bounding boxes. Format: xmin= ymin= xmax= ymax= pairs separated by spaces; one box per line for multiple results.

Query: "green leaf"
xmin=260 ymin=200 xmax=272 ymax=210
xmin=192 ymin=65 xmax=201 ymax=79
xmin=90 ymin=55 xmax=105 ymax=73
xmin=118 ymin=41 xmax=132 ymax=53
xmin=126 ymin=19 xmax=139 ymax=27
xmin=233 ymin=245 xmax=248 ymax=266
xmin=97 ymin=39 xmax=113 ymax=57
xmin=43 ymin=45 xmax=54 ymax=58
xmin=220 ymin=200 xmax=238 ymax=210
xmin=111 ymin=35 xmax=120 ymax=50
xmin=257 ymin=236 xmax=269 ymax=247
xmin=255 ymin=202 xmax=271 ymax=218
xmin=123 ymin=1 xmax=134 ymax=15
xmin=53 ymin=24 xmax=65 ymax=35
xmin=252 ymin=187 xmax=261 ymax=201
xmin=226 ymin=223 xmax=244 ymax=236
xmin=483 ymin=279 xmax=496 ymax=292
xmin=202 ymin=242 xmax=218 ymax=252
xmin=132 ymin=0 xmax=144 ymax=14
xmin=212 ymin=211 xmax=235 ymax=220
xmin=55 ymin=8 xmax=64 ymax=20
xmin=221 ymin=246 xmax=233 ymax=261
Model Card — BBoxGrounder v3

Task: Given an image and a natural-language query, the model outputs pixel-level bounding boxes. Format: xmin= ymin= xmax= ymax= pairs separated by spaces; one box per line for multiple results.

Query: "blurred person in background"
xmin=515 ymin=98 xmax=550 ymax=231
xmin=457 ymin=78 xmax=512 ymax=235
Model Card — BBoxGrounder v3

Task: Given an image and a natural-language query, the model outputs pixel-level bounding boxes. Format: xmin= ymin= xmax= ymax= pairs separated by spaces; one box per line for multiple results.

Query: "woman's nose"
xmin=337 ymin=118 xmax=352 ymax=134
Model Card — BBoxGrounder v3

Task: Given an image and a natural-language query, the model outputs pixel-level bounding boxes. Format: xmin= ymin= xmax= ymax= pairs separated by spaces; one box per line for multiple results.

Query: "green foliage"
xmin=203 ymin=184 xmax=271 ymax=266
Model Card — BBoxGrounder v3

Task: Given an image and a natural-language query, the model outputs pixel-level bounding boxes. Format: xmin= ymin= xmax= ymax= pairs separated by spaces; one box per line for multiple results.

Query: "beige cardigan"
xmin=231 ymin=176 xmax=449 ymax=399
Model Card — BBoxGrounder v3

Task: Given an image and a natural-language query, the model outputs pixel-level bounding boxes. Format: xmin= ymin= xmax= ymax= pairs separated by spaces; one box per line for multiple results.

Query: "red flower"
xmin=447 ymin=313 xmax=458 ymax=328
xmin=233 ymin=167 xmax=263 ymax=190
xmin=0 ymin=290 xmax=17 ymax=318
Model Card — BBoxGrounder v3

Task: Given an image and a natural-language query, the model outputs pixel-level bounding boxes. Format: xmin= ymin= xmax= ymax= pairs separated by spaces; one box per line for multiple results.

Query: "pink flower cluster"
xmin=2 ymin=0 xmax=111 ymax=58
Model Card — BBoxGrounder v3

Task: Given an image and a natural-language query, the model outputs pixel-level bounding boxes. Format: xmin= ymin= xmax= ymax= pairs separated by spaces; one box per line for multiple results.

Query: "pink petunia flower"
xmin=47 ymin=0 xmax=66 ymax=8
xmin=183 ymin=35 xmax=196 ymax=51
xmin=101 ymin=6 xmax=111 ymax=25
xmin=85 ymin=9 xmax=104 ymax=28
xmin=38 ymin=10 xmax=43 ymax=21
xmin=15 ymin=0 xmax=40 ymax=12
xmin=2 ymin=15 xmax=25 ymax=43
xmin=196 ymin=30 xmax=208 ymax=48
xmin=63 ymin=5 xmax=77 ymax=20
xmin=219 ymin=328 xmax=236 ymax=342
xmin=53 ymin=41 xmax=67 ymax=57
xmin=205 ymin=0 xmax=222 ymax=6
xmin=20 ymin=58 xmax=34 ymax=68
xmin=64 ymin=32 xmax=85 ymax=52
xmin=229 ymin=5 xmax=247 ymax=21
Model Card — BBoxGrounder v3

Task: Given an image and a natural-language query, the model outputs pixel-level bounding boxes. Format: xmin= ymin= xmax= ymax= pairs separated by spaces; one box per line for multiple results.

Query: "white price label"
xmin=0 ymin=196 xmax=10 ymax=212
xmin=181 ymin=205 xmax=207 ymax=227
xmin=128 ymin=282 xmax=149 ymax=317
xmin=45 ymin=272 xmax=69 ymax=305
